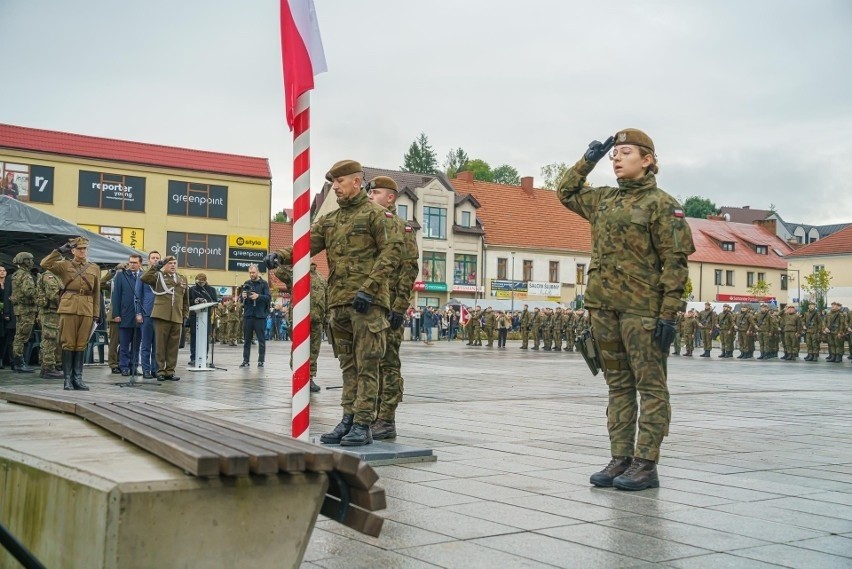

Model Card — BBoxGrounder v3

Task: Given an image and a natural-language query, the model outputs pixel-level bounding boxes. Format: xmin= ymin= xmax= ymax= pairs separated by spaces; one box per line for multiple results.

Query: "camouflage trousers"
xmin=520 ymin=327 xmax=530 ymax=348
xmin=701 ymin=330 xmax=713 ymax=351
xmin=377 ymin=326 xmax=405 ymax=422
xmin=737 ymin=331 xmax=754 ymax=352
xmin=39 ymin=310 xmax=61 ymax=368
xmin=470 ymin=323 xmax=481 ymax=345
xmin=783 ymin=331 xmax=800 ymax=355
xmin=771 ymin=332 xmax=781 ymax=353
xmin=12 ymin=309 xmax=36 ymax=358
xmin=672 ymin=332 xmax=681 ymax=354
xmin=331 ymin=305 xmax=388 ymax=425
xmin=805 ymin=331 xmax=820 ymax=354
xmin=289 ymin=317 xmax=324 ymax=376
xmin=590 ymin=310 xmax=670 ymax=462
xmin=543 ymin=328 xmax=552 ymax=349
xmin=758 ymin=332 xmax=771 ymax=355
xmin=827 ymin=331 xmax=844 ymax=357
xmin=719 ymin=330 xmax=735 ymax=352
xmin=565 ymin=329 xmax=575 ymax=351
xmin=533 ymin=327 xmax=543 ymax=348
xmin=483 ymin=326 xmax=494 ymax=346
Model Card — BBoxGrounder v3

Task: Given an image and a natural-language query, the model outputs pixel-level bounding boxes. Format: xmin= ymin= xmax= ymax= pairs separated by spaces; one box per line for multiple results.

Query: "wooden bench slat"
xmin=112 ymin=403 xmax=281 ymax=475
xmin=337 ymin=461 xmax=380 ymax=491
xmin=75 ymin=403 xmax=220 ymax=477
xmin=327 ymin=483 xmax=386 ymax=512
xmin=1 ymin=391 xmax=78 ymax=413
xmin=87 ymin=403 xmax=249 ymax=476
xmin=144 ymin=402 xmax=334 ymax=472
xmin=320 ymin=495 xmax=384 ymax=538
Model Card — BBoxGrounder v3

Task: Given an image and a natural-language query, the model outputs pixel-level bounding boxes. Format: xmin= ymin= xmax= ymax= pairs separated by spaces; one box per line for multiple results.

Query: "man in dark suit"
xmin=112 ymin=254 xmax=143 ymax=376
xmin=188 ymin=272 xmax=218 ymax=366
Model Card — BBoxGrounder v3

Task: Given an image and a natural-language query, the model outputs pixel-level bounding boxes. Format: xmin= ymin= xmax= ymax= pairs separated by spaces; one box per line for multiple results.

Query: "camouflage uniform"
xmin=557 ymin=149 xmax=694 ymax=464
xmin=802 ymin=306 xmax=822 ymax=360
xmin=36 ymin=270 xmax=64 ymax=376
xmin=564 ymin=309 xmax=575 ymax=351
xmin=470 ymin=307 xmax=483 ymax=346
xmin=671 ymin=312 xmax=683 ymax=355
xmin=754 ymin=306 xmax=772 ymax=359
xmin=530 ymin=308 xmax=542 ymax=349
xmin=716 ymin=306 xmax=736 ymax=357
xmin=482 ymin=307 xmax=496 ymax=347
xmin=10 ymin=255 xmax=38 ymax=370
xmin=519 ymin=307 xmax=531 ymax=349
xmin=824 ymin=305 xmax=846 ymax=362
xmin=277 ymin=264 xmax=329 ymax=380
xmin=552 ymin=308 xmax=564 ymax=351
xmin=273 ymin=186 xmax=403 ymax=434
xmin=770 ymin=308 xmax=782 ymax=358
xmin=698 ymin=306 xmax=716 ymax=356
xmin=100 ymin=268 xmax=121 ymax=370
xmin=681 ymin=314 xmax=699 ymax=356
xmin=781 ymin=307 xmax=803 ymax=359
xmin=735 ymin=308 xmax=756 ymax=358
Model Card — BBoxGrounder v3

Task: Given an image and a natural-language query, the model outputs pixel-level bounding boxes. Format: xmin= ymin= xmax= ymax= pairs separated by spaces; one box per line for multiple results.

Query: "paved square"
xmin=2 ymin=339 xmax=851 ymax=568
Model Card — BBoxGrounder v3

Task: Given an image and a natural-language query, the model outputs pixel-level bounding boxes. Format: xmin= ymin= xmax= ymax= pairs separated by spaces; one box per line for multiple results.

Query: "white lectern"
xmin=188 ymin=301 xmax=219 ymax=372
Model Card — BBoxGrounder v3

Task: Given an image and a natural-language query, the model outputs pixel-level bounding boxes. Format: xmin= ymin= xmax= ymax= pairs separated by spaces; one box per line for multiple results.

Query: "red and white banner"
xmin=459 ymin=305 xmax=470 ymax=326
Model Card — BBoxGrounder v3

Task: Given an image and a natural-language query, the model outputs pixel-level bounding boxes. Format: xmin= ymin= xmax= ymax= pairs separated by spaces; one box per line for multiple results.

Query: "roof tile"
xmin=687 ymin=218 xmax=793 ymax=268
xmin=786 ymin=224 xmax=852 ymax=257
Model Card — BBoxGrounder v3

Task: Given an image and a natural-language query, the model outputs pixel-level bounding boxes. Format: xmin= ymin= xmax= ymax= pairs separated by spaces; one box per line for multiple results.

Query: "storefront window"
xmin=453 ymin=254 xmax=477 ymax=285
xmin=422 ymin=251 xmax=446 ymax=283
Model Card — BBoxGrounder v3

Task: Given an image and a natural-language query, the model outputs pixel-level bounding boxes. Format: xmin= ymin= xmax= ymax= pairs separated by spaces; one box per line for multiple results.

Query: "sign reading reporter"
xmin=78 ymin=170 xmax=146 ymax=211
xmin=167 ymin=181 xmax=228 ymax=219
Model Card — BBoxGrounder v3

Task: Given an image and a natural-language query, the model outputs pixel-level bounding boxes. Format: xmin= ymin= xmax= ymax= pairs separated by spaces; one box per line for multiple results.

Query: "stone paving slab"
xmin=2 ymin=338 xmax=852 ymax=568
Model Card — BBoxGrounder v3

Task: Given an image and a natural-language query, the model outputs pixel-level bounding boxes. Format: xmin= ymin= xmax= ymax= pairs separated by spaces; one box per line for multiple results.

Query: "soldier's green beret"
xmin=325 ymin=160 xmax=362 ymax=181
xmin=615 ymin=128 xmax=655 ymax=154
xmin=12 ymin=252 xmax=33 ymax=264
xmin=366 ymin=176 xmax=398 ymax=193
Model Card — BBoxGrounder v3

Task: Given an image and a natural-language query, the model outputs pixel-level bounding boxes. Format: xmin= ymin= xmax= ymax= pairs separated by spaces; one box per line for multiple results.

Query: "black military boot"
xmin=835 ymin=354 xmax=844 ymax=363
xmin=61 ymin=350 xmax=74 ymax=391
xmin=71 ymin=351 xmax=89 ymax=391
xmin=590 ymin=456 xmax=632 ymax=487
xmin=309 ymin=379 xmax=321 ymax=393
xmin=12 ymin=356 xmax=34 ymax=373
xmin=320 ymin=414 xmax=354 ymax=444
xmin=736 ymin=351 xmax=745 ymax=359
xmin=803 ymin=353 xmax=812 ymax=361
xmin=613 ymin=458 xmax=659 ymax=491
xmin=812 ymin=354 xmax=820 ymax=361
xmin=340 ymin=423 xmax=373 ymax=446
xmin=40 ymin=366 xmax=64 ymax=379
xmin=370 ymin=419 xmax=397 ymax=440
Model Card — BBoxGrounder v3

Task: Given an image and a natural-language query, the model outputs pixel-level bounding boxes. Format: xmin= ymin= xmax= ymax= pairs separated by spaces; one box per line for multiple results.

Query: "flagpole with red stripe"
xmin=280 ymin=0 xmax=326 ymax=440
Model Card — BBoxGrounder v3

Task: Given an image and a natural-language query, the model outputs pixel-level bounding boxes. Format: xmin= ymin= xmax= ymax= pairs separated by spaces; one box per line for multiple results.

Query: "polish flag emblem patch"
xmin=673 ymin=209 xmax=685 ymax=218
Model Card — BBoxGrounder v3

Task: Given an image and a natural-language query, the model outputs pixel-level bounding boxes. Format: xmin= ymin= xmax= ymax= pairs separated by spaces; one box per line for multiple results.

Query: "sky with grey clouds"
xmin=3 ymin=0 xmax=851 ymax=223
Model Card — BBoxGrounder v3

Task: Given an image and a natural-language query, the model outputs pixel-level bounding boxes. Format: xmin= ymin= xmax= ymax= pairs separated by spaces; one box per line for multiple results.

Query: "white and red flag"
xmin=280 ymin=0 xmax=326 ymax=440
xmin=460 ymin=305 xmax=470 ymax=326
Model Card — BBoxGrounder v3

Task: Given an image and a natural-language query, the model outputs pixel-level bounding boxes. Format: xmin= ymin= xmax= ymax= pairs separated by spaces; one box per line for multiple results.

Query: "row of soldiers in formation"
xmin=463 ymin=305 xmax=591 ymax=350
xmin=674 ymin=302 xmax=852 ymax=361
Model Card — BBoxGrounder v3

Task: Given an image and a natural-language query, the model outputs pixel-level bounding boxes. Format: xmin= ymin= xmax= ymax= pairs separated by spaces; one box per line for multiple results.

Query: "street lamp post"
xmin=510 ymin=252 xmax=516 ymax=313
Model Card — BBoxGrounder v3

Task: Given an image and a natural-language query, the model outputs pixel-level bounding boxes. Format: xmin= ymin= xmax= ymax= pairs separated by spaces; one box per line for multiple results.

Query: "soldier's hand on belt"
xmin=352 ymin=291 xmax=373 ymax=314
xmin=654 ymin=318 xmax=677 ymax=353
xmin=389 ymin=311 xmax=405 ymax=330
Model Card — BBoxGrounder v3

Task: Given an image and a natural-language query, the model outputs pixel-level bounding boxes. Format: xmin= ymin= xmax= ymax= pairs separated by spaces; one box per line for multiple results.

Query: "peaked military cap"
xmin=614 ymin=128 xmax=655 ymax=154
xmin=366 ymin=176 xmax=398 ymax=192
xmin=325 ymin=159 xmax=362 ymax=181
xmin=70 ymin=236 xmax=89 ymax=248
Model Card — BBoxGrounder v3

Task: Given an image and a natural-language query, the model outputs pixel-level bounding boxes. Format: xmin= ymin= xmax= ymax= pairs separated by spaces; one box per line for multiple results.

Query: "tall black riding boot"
xmin=71 ymin=351 xmax=89 ymax=391
xmin=62 ymin=350 xmax=74 ymax=390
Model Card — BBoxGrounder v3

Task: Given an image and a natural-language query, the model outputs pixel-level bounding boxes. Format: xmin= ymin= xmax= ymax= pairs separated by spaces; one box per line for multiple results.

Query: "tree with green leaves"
xmin=492 ymin=164 xmax=520 ymax=185
xmin=682 ymin=277 xmax=693 ymax=300
xmin=401 ymin=132 xmax=439 ymax=175
xmin=444 ymin=148 xmax=469 ymax=178
xmin=540 ymin=162 xmax=569 ymax=190
xmin=802 ymin=268 xmax=832 ymax=310
xmin=681 ymin=196 xmax=718 ymax=219
xmin=748 ymin=279 xmax=771 ymax=299
xmin=465 ymin=159 xmax=493 ymax=182
xmin=272 ymin=211 xmax=288 ymax=223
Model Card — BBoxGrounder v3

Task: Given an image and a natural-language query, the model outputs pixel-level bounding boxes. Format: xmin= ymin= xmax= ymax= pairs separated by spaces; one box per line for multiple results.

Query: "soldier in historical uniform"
xmin=697 ymin=302 xmax=716 ymax=357
xmin=265 ymin=160 xmax=403 ymax=447
xmin=681 ymin=310 xmax=699 ymax=356
xmin=530 ymin=307 xmax=541 ymax=350
xmin=9 ymin=252 xmax=38 ymax=373
xmin=365 ymin=175 xmax=419 ymax=439
xmin=716 ymin=304 xmax=735 ymax=358
xmin=36 ymin=268 xmax=64 ymax=378
xmin=41 ymin=237 xmax=102 ymax=390
xmin=824 ymin=302 xmax=846 ymax=362
xmin=557 ymin=128 xmax=695 ymax=491
xmin=735 ymin=306 xmax=756 ymax=359
xmin=780 ymin=305 xmax=803 ymax=360
xmin=140 ymin=255 xmax=189 ymax=381
xmin=482 ymin=306 xmax=496 ymax=347
xmin=519 ymin=304 xmax=531 ymax=349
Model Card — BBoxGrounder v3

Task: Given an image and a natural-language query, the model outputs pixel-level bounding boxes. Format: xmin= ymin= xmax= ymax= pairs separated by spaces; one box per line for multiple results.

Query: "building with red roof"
xmin=786 ymin=224 xmax=852 ymax=307
xmin=0 ymin=123 xmax=271 ymax=288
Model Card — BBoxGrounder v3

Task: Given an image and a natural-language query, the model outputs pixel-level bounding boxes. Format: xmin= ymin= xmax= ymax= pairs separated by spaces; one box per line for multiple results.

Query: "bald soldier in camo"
xmin=265 ymin=160 xmax=403 ymax=447
xmin=557 ymin=128 xmax=695 ymax=491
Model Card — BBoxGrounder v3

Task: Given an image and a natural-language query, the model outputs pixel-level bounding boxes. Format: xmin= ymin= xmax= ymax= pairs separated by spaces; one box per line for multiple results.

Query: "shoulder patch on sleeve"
xmin=384 ymin=211 xmax=394 ymax=218
xmin=405 ymin=225 xmax=413 ymax=233
xmin=673 ymin=208 xmax=685 ymax=218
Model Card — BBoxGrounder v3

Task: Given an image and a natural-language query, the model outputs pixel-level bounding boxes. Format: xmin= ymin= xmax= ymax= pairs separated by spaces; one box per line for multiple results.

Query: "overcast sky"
xmin=3 ymin=0 xmax=851 ymax=224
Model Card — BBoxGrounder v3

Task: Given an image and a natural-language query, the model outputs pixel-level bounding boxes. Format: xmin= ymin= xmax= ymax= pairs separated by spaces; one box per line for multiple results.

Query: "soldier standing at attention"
xmin=553 ymin=307 xmax=564 ymax=351
xmin=541 ymin=307 xmax=553 ymax=351
xmin=483 ymin=307 xmax=496 ymax=347
xmin=698 ymin=302 xmax=716 ymax=357
xmin=469 ymin=306 xmax=483 ymax=346
xmin=265 ymin=160 xmax=403 ymax=447
xmin=681 ymin=310 xmax=699 ymax=356
xmin=36 ymin=268 xmax=64 ymax=379
xmin=716 ymin=304 xmax=735 ymax=358
xmin=530 ymin=307 xmax=541 ymax=350
xmin=519 ymin=304 xmax=531 ymax=349
xmin=557 ymin=128 xmax=695 ymax=491
xmin=41 ymin=237 xmax=101 ymax=390
xmin=9 ymin=252 xmax=38 ymax=373
xmin=735 ymin=306 xmax=755 ymax=359
xmin=755 ymin=304 xmax=772 ymax=359
xmin=140 ymin=256 xmax=189 ymax=381
xmin=365 ymin=175 xmax=419 ymax=439
xmin=564 ymin=308 xmax=576 ymax=351
xmin=780 ymin=305 xmax=803 ymax=360
xmin=802 ymin=303 xmax=823 ymax=361
xmin=824 ymin=302 xmax=845 ymax=362
xmin=671 ymin=310 xmax=683 ymax=356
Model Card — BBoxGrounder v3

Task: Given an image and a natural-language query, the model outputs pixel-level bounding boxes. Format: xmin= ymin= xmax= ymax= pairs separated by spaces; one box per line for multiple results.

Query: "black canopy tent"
xmin=0 ymin=196 xmax=144 ymax=267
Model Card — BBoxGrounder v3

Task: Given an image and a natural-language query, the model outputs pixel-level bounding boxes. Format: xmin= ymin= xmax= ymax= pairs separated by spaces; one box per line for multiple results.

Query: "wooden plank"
xmin=86 ymin=403 xmax=249 ymax=476
xmin=0 ymin=391 xmax=78 ymax=413
xmin=113 ymin=403 xmax=281 ymax=475
xmin=338 ymin=461 xmax=380 ymax=491
xmin=144 ymin=402 xmax=334 ymax=472
xmin=320 ymin=495 xmax=384 ymax=537
xmin=327 ymin=483 xmax=386 ymax=512
xmin=75 ymin=403 xmax=219 ymax=477
xmin=332 ymin=450 xmax=362 ymax=476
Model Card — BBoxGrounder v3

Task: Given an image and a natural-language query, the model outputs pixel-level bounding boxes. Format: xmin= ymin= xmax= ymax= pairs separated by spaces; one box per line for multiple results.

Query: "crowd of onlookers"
xmin=404 ymin=305 xmax=531 ymax=342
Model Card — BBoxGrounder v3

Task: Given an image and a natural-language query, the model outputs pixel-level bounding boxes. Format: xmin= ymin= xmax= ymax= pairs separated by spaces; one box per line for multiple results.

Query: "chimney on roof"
xmin=753 ymin=219 xmax=777 ymax=235
xmin=520 ymin=176 xmax=534 ymax=195
xmin=707 ymin=214 xmax=725 ymax=221
xmin=742 ymin=206 xmax=750 ymax=210
xmin=456 ymin=171 xmax=474 ymax=183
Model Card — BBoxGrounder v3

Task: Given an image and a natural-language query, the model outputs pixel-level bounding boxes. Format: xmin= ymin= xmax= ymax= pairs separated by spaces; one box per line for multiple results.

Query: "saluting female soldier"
xmin=41 ymin=237 xmax=102 ymax=390
xmin=557 ymin=129 xmax=695 ymax=490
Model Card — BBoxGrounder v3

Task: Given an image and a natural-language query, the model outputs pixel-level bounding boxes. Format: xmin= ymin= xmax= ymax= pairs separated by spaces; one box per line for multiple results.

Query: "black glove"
xmin=389 ymin=311 xmax=404 ymax=330
xmin=264 ymin=252 xmax=282 ymax=270
xmin=583 ymin=135 xmax=616 ymax=163
xmin=654 ymin=319 xmax=677 ymax=353
xmin=352 ymin=291 xmax=373 ymax=314
xmin=58 ymin=242 xmax=72 ymax=254
xmin=155 ymin=259 xmax=167 ymax=270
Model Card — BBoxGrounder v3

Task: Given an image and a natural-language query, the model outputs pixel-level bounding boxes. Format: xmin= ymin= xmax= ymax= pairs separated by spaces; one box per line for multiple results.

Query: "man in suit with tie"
xmin=112 ymin=254 xmax=143 ymax=376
